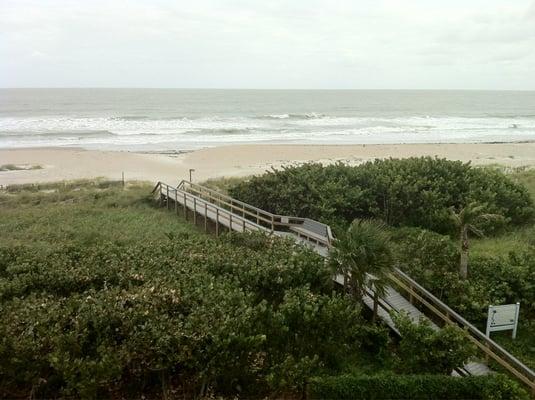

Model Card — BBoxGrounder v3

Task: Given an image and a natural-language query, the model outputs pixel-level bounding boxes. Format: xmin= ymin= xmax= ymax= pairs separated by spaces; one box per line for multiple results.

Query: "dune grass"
xmin=201 ymin=175 xmax=248 ymax=194
xmin=471 ymin=167 xmax=535 ymax=257
xmin=0 ymin=163 xmax=42 ymax=171
xmin=0 ymin=179 xmax=199 ymax=250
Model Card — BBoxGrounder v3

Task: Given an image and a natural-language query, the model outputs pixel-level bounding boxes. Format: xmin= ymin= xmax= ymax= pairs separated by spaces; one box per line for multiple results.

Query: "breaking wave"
xmin=1 ymin=113 xmax=535 ymax=150
xmin=254 ymin=113 xmax=325 ymax=120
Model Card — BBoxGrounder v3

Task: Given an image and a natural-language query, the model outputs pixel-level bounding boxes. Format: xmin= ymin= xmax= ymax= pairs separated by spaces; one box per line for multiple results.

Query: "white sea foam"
xmin=2 ymin=88 xmax=535 ymax=150
xmin=1 ymin=114 xmax=535 ymax=150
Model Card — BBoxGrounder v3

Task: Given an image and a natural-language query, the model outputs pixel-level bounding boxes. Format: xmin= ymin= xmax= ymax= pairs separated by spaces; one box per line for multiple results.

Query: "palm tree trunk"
xmin=459 ymin=226 xmax=469 ymax=279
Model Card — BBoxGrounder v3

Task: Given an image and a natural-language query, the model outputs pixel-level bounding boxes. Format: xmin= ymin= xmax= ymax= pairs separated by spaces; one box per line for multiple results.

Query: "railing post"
xmin=175 ymin=190 xmax=178 ymax=214
xmin=215 ymin=208 xmax=219 ymax=237
xmin=271 ymin=215 xmax=274 ymax=233
xmin=166 ymin=186 xmax=169 ymax=210
xmin=183 ymin=192 xmax=187 ymax=220
xmin=204 ymin=203 xmax=208 ymax=232
xmin=242 ymin=219 xmax=246 ymax=232
xmin=159 ymin=186 xmax=162 ymax=207
xmin=256 ymin=210 xmax=260 ymax=225
xmin=372 ymin=290 xmax=379 ymax=323
xmin=229 ymin=213 xmax=233 ymax=234
xmin=193 ymin=198 xmax=197 ymax=225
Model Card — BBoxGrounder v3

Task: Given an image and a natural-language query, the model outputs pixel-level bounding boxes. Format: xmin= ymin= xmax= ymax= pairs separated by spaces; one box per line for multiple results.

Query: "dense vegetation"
xmin=0 ymin=181 xmax=478 ymax=399
xmin=0 ymin=182 xmax=358 ymax=398
xmin=309 ymin=373 xmax=529 ymax=400
xmin=1 ymin=169 xmax=533 ymax=399
xmin=229 ymin=158 xmax=534 ymax=234
xmin=230 ymin=161 xmax=535 ymax=371
xmin=393 ymin=227 xmax=535 ymax=320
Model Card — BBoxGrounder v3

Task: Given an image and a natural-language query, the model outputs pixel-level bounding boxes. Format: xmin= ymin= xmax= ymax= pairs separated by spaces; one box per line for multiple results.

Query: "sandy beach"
xmin=1 ymin=142 xmax=534 ymax=186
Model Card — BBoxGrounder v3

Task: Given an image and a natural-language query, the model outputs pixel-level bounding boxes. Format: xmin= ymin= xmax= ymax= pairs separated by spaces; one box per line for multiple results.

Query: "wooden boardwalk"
xmin=154 ymin=180 xmax=535 ymax=392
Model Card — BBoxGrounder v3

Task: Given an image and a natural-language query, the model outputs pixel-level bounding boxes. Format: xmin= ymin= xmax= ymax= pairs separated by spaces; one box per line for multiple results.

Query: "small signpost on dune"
xmin=486 ymin=303 xmax=520 ymax=339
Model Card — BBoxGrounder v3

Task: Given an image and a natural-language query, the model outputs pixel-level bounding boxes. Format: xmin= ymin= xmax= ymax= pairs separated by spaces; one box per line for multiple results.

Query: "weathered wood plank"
xmin=160 ymin=183 xmax=493 ymax=379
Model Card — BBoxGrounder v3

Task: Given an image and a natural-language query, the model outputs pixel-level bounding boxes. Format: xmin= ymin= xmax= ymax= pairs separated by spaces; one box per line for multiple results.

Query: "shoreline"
xmin=1 ymin=142 xmax=535 ymax=186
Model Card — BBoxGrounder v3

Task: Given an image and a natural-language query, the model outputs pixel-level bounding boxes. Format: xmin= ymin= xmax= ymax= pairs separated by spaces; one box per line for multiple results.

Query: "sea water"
xmin=1 ymin=89 xmax=534 ymax=151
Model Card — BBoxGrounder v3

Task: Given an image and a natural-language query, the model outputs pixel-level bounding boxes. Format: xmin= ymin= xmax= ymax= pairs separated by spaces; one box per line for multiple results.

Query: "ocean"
xmin=1 ymin=89 xmax=535 ymax=151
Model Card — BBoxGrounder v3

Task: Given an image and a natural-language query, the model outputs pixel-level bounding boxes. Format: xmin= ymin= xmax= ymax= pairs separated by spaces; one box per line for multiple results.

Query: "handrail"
xmin=160 ymin=182 xmax=269 ymax=233
xmin=177 ymin=180 xmax=334 ymax=245
xmin=180 ymin=180 xmax=277 ymax=218
xmin=151 ymin=181 xmax=162 ymax=194
xmin=181 ymin=180 xmax=302 ymax=226
xmin=156 ymin=180 xmax=535 ymax=393
xmin=390 ymin=267 xmax=535 ymax=392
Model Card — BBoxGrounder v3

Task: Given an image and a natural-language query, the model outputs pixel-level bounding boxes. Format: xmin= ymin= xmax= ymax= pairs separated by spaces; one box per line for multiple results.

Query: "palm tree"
xmin=328 ymin=219 xmax=393 ymax=318
xmin=450 ymin=202 xmax=502 ymax=279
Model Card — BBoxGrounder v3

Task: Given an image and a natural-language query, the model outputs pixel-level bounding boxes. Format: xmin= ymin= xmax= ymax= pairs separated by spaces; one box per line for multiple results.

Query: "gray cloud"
xmin=0 ymin=0 xmax=534 ymax=89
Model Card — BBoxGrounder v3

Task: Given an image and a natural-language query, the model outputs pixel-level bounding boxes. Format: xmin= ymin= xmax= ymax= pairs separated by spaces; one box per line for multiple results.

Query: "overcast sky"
xmin=1 ymin=0 xmax=534 ymax=89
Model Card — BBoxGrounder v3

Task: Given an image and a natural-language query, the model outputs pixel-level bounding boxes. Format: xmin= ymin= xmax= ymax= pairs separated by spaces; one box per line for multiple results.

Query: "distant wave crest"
xmin=0 ymin=129 xmax=116 ymax=138
xmin=255 ymin=112 xmax=325 ymax=120
xmin=110 ymin=115 xmax=190 ymax=121
xmin=111 ymin=116 xmax=149 ymax=121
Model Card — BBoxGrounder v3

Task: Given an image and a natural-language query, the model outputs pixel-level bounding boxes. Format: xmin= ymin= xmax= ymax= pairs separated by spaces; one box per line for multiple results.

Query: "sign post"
xmin=486 ymin=303 xmax=520 ymax=339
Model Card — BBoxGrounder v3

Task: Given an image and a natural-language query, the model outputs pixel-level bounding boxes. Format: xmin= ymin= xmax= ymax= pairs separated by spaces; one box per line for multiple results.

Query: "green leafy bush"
xmin=308 ymin=373 xmax=529 ymax=400
xmin=393 ymin=228 xmax=535 ymax=321
xmin=229 ymin=158 xmax=534 ymax=234
xmin=0 ymin=233 xmax=378 ymax=398
xmin=1 ymin=182 xmax=387 ymax=398
xmin=393 ymin=313 xmax=476 ymax=374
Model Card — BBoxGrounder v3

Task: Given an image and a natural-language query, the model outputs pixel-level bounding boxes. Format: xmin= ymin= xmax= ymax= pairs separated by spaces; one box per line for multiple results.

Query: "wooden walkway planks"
xmin=165 ymin=185 xmax=436 ymax=336
xmin=156 ymin=181 xmax=505 ymax=380
xmin=169 ymin=187 xmax=267 ymax=234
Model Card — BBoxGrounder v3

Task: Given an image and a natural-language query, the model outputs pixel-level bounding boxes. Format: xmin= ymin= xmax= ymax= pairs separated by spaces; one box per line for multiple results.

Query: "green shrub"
xmin=471 ymin=250 xmax=535 ymax=317
xmin=308 ymin=373 xmax=529 ymax=400
xmin=392 ymin=228 xmax=486 ymax=320
xmin=393 ymin=313 xmax=476 ymax=374
xmin=393 ymin=228 xmax=535 ymax=320
xmin=0 ymin=233 xmax=381 ymax=398
xmin=229 ymin=158 xmax=534 ymax=234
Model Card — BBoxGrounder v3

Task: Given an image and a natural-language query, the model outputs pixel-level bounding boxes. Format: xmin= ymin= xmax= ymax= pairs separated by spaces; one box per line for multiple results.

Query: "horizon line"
xmin=1 ymin=87 xmax=535 ymax=92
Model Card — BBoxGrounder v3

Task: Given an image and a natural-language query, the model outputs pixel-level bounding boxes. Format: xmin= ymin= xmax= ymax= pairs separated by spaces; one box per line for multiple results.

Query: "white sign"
xmin=486 ymin=303 xmax=520 ymax=339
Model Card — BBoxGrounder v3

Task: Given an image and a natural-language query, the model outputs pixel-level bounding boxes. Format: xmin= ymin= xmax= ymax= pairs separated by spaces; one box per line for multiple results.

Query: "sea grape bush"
xmin=308 ymin=373 xmax=529 ymax=400
xmin=2 ymin=179 xmax=532 ymax=398
xmin=393 ymin=227 xmax=535 ymax=321
xmin=228 ymin=158 xmax=534 ymax=234
xmin=0 ymin=233 xmax=376 ymax=398
xmin=393 ymin=313 xmax=476 ymax=374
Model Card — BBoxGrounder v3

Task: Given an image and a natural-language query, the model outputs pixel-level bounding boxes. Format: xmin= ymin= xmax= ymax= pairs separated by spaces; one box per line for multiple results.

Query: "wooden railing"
xmin=153 ymin=181 xmax=265 ymax=235
xmin=390 ymin=267 xmax=535 ymax=393
xmin=153 ymin=180 xmax=535 ymax=395
xmin=176 ymin=180 xmax=334 ymax=247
